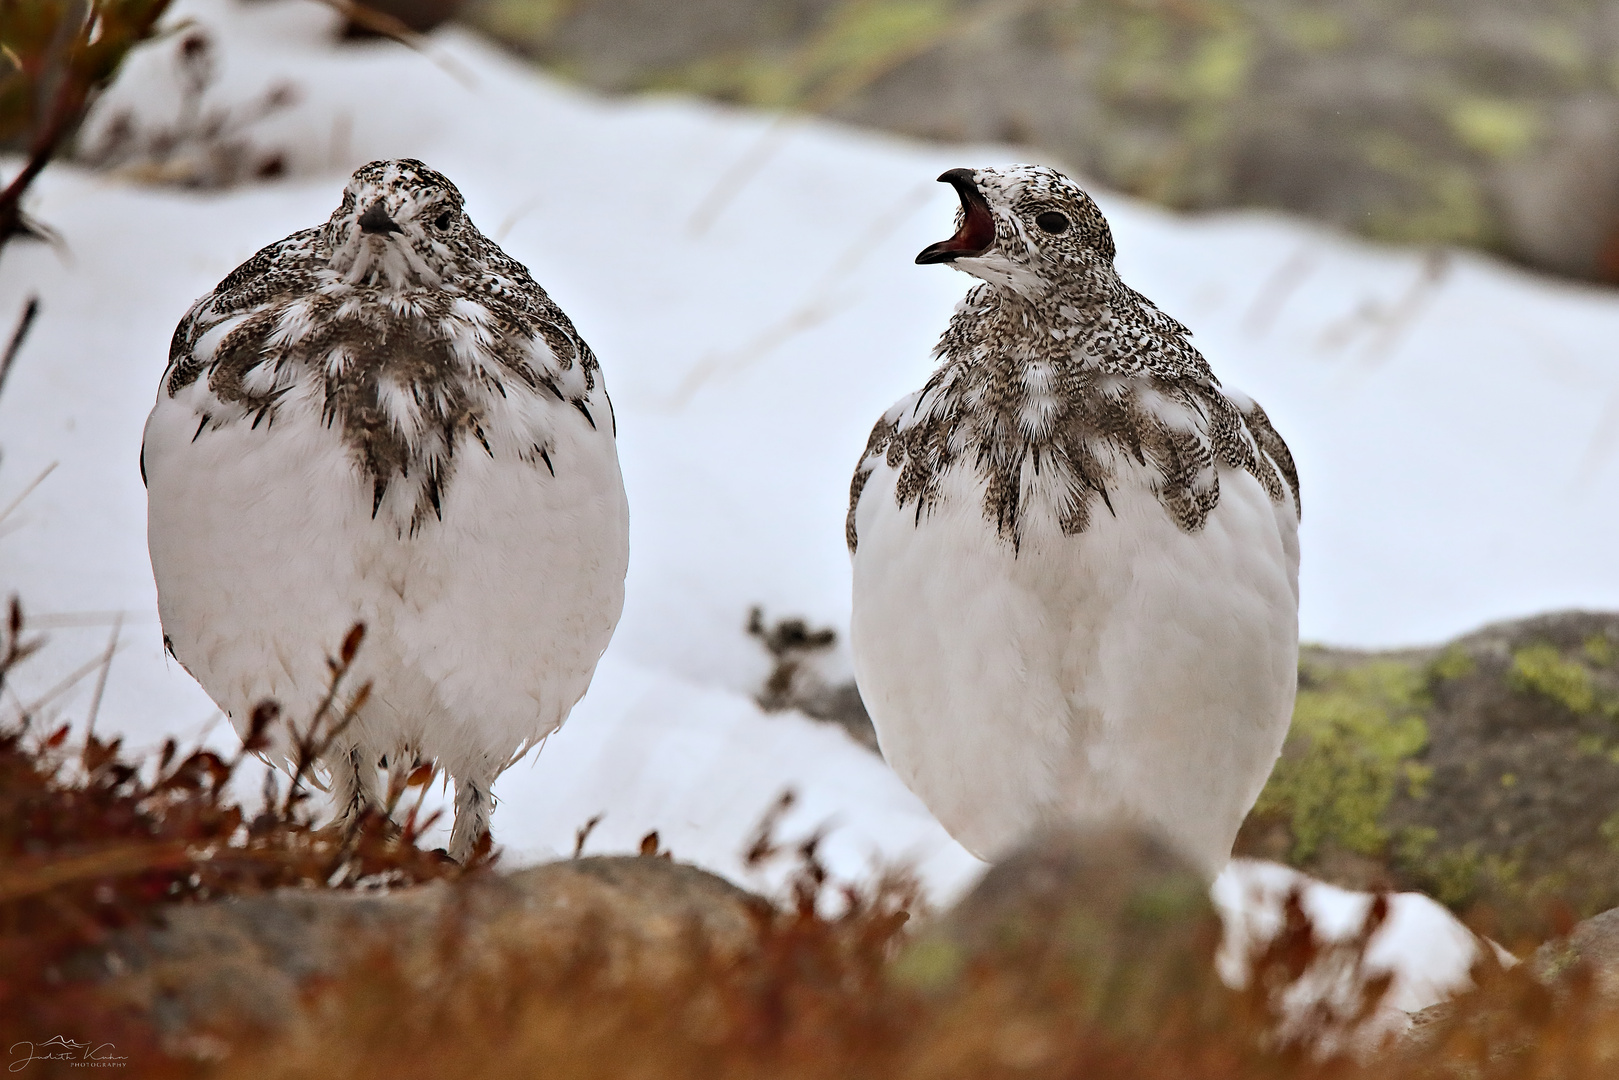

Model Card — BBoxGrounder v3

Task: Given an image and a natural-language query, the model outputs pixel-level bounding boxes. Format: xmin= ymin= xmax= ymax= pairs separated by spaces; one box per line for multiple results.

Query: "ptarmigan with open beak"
xmin=143 ymin=159 xmax=630 ymax=861
xmin=847 ymin=165 xmax=1300 ymax=878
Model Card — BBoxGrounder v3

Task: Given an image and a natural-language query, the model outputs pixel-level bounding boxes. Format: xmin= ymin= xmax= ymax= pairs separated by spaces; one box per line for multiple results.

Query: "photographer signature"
xmin=8 ymin=1036 xmax=127 ymax=1071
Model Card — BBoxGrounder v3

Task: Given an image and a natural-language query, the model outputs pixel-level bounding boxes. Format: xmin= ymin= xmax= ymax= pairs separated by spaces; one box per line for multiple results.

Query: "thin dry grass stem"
xmin=18 ymin=645 xmax=122 ymax=717
xmin=382 ymin=759 xmax=437 ymax=824
xmin=313 ymin=0 xmax=478 ymax=88
xmin=573 ymin=812 xmax=603 ymax=857
xmin=0 ymin=295 xmax=39 ymax=396
xmin=1317 ymin=249 xmax=1451 ymax=362
xmin=6 ymin=632 xmax=1619 ymax=1073
xmin=0 ymin=462 xmax=59 ymax=536
xmin=638 ymin=829 xmax=671 ymax=859
xmin=279 ymin=621 xmax=368 ymax=817
xmin=14 ymin=696 xmax=1619 ymax=1080
xmin=667 ymin=180 xmax=934 ymax=411
xmin=1242 ymin=245 xmax=1318 ymax=336
xmin=0 ymin=602 xmax=463 ymax=1063
xmin=82 ymin=612 xmax=122 ymax=738
xmin=0 ymin=594 xmax=44 ymax=703
xmin=743 ymin=789 xmax=798 ymax=869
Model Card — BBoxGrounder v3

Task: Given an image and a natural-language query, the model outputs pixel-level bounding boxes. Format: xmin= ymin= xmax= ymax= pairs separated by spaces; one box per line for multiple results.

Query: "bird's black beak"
xmin=358 ymin=199 xmax=402 ymax=236
xmin=916 ymin=169 xmax=996 ymax=265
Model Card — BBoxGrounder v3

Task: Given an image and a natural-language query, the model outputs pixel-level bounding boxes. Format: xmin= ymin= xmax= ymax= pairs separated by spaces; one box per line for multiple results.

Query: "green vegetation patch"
xmin=1252 ymin=658 xmax=1430 ymax=863
xmin=626 ymin=0 xmax=958 ymax=110
xmin=1447 ymin=97 xmax=1542 ymax=160
xmin=1510 ymin=642 xmax=1618 ymax=718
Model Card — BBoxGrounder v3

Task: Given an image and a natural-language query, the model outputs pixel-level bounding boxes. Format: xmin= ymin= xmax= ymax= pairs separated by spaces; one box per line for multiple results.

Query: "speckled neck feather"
xmin=165 ymin=158 xmax=604 ymax=532
xmin=849 ymin=165 xmax=1298 ymax=551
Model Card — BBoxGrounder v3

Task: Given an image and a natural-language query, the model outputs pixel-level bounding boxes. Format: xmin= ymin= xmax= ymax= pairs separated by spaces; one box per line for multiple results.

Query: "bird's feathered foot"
xmin=447 ymin=768 xmax=496 ymax=863
xmin=327 ymin=741 xmax=386 ymax=840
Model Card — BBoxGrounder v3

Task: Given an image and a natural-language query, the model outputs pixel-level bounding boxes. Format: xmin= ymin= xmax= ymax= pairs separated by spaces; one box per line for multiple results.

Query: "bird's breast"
xmin=849 ymin=449 xmax=1299 ymax=872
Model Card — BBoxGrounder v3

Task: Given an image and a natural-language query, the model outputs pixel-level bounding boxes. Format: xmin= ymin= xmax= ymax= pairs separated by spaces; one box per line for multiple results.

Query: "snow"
xmin=0 ymin=0 xmax=1601 ymax=1023
xmin=1214 ymin=859 xmax=1513 ymax=1047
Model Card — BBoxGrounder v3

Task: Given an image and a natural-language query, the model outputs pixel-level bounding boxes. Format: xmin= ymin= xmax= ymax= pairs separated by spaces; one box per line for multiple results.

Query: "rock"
xmin=895 ymin=825 xmax=1220 ymax=1031
xmin=1237 ymin=611 xmax=1619 ymax=940
xmin=1493 ymin=95 xmax=1619 ymax=281
xmin=1532 ymin=906 xmax=1619 ymax=1000
xmin=1400 ymin=903 xmax=1619 ymax=1057
xmin=80 ymin=856 xmax=766 ymax=1041
xmin=940 ymin=825 xmax=1212 ymax=949
xmin=463 ymin=0 xmax=1619 ymax=282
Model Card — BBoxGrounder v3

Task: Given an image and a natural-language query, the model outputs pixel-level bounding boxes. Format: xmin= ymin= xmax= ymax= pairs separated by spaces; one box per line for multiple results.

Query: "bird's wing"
xmin=1222 ymin=387 xmax=1300 ymax=520
xmin=1220 ymin=386 xmax=1301 ymax=610
xmin=164 ymin=227 xmax=324 ymax=392
xmin=847 ymin=389 xmax=926 ymax=553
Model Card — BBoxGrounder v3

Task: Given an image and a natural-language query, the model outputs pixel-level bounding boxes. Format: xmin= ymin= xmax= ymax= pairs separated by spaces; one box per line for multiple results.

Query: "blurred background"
xmin=456 ymin=0 xmax=1619 ymax=283
xmin=14 ymin=0 xmax=1619 ymax=279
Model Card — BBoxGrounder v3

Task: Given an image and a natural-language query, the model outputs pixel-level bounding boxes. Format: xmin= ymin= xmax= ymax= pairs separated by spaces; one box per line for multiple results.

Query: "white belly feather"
xmin=850 ymin=433 xmax=1298 ymax=878
xmin=143 ymin=371 xmax=629 ymax=781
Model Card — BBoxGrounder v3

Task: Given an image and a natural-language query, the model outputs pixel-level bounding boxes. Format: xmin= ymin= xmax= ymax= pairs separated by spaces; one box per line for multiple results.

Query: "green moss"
xmin=1510 ymin=643 xmax=1599 ymax=715
xmin=1421 ymin=843 xmax=1527 ymax=910
xmin=811 ymin=1 xmax=954 ymax=74
xmin=1447 ymin=97 xmax=1541 ymax=159
xmin=1539 ymin=939 xmax=1581 ymax=981
xmin=1185 ymin=27 xmax=1252 ymax=100
xmin=1426 ymin=843 xmax=1483 ymax=907
xmin=1101 ymin=12 xmax=1177 ymax=101
xmin=465 ymin=0 xmax=569 ymax=49
xmin=1584 ymin=634 xmax=1615 ymax=668
xmin=1403 ymin=759 xmax=1434 ymax=799
xmin=1252 ymin=660 xmax=1429 ymax=863
xmin=1528 ymin=20 xmax=1590 ymax=81
xmin=644 ymin=54 xmax=800 ymax=106
xmin=1427 ymin=645 xmax=1475 ymax=684
xmin=640 ymin=0 xmax=957 ymax=109
xmin=1395 ymin=824 xmax=1438 ymax=866
xmin=1484 ymin=851 xmax=1525 ymax=895
xmin=1358 ymin=130 xmax=1494 ymax=247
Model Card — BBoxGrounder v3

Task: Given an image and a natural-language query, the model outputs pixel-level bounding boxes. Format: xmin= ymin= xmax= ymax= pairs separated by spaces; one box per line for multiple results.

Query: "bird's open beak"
xmin=916 ymin=169 xmax=996 ymax=265
xmin=358 ymin=199 xmax=402 ymax=236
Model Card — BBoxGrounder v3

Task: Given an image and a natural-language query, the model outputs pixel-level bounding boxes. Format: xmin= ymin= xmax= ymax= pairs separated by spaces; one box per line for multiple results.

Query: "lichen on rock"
xmin=1238 ymin=611 xmax=1619 ymax=941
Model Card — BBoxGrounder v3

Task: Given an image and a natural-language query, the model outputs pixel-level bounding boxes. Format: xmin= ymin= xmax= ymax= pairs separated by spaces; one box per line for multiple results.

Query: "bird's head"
xmin=916 ymin=165 xmax=1116 ymax=300
xmin=324 ymin=158 xmax=475 ymax=291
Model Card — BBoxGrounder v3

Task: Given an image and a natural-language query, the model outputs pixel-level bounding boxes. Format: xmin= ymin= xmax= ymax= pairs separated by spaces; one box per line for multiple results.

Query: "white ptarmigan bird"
xmin=143 ymin=159 xmax=630 ymax=860
xmin=847 ymin=166 xmax=1300 ymax=878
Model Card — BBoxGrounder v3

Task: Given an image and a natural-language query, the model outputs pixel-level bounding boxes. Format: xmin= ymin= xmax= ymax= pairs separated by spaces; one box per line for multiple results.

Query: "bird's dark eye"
xmin=1035 ymin=211 xmax=1070 ymax=235
xmin=434 ymin=211 xmax=453 ymax=230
